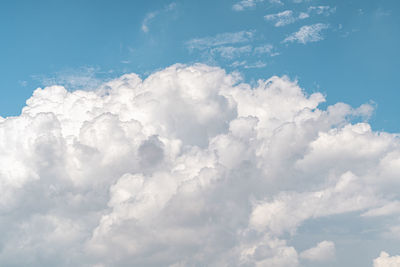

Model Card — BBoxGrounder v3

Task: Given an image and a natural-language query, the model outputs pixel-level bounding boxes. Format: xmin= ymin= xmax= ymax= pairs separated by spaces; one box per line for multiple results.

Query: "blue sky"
xmin=1 ymin=0 xmax=399 ymax=132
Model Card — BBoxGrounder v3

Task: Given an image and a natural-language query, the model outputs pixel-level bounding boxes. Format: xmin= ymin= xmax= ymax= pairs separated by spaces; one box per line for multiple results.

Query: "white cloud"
xmin=1 ymin=64 xmax=400 ymax=266
xmin=265 ymin=6 xmax=335 ymax=27
xmin=230 ymin=59 xmax=269 ymax=69
xmin=230 ymin=60 xmax=247 ymax=67
xmin=283 ymin=23 xmax=330 ymax=44
xmin=244 ymin=60 xmax=267 ymax=68
xmin=229 ymin=60 xmax=267 ymax=69
xmin=254 ymin=44 xmax=273 ymax=54
xmin=141 ymin=11 xmax=157 ymax=33
xmin=233 ymin=0 xmax=258 ymax=11
xmin=141 ymin=2 xmax=177 ymax=33
xmin=186 ymin=31 xmax=254 ymax=50
xmin=300 ymin=241 xmax=335 ymax=262
xmin=265 ymin=10 xmax=309 ymax=27
xmin=308 ymin=5 xmax=336 ymax=16
xmin=186 ymin=31 xmax=258 ymax=62
xmin=186 ymin=33 xmax=277 ymax=63
xmin=254 ymin=44 xmax=280 ymax=56
xmin=264 ymin=5 xmax=335 ymax=27
xmin=362 ymin=201 xmax=400 ymax=217
xmin=249 ymin=170 xmax=380 ymax=235
xmin=374 ymin=252 xmax=400 ymax=267
xmin=211 ymin=45 xmax=252 ymax=59
xmin=233 ymin=0 xmax=282 ymax=11
xmin=32 ymin=66 xmax=108 ymax=91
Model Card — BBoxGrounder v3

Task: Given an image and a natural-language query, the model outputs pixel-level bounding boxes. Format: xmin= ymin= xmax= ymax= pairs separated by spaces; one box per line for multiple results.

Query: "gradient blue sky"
xmin=1 ymin=0 xmax=399 ymax=132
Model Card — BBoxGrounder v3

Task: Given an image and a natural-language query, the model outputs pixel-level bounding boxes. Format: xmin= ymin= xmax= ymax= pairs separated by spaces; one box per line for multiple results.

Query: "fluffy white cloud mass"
xmin=374 ymin=252 xmax=400 ymax=267
xmin=300 ymin=241 xmax=335 ymax=262
xmin=0 ymin=64 xmax=399 ymax=266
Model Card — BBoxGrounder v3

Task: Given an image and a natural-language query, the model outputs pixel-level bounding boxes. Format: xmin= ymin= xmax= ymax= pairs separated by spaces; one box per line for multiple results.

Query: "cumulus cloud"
xmin=300 ymin=241 xmax=335 ymax=262
xmin=374 ymin=252 xmax=400 ymax=267
xmin=0 ymin=64 xmax=400 ymax=266
xmin=283 ymin=23 xmax=330 ymax=44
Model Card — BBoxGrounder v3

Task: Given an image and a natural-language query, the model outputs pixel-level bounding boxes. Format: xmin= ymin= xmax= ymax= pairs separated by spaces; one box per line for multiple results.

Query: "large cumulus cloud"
xmin=374 ymin=252 xmax=400 ymax=267
xmin=0 ymin=64 xmax=399 ymax=266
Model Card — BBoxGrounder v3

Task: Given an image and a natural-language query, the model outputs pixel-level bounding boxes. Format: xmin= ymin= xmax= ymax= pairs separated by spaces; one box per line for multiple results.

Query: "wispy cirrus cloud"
xmin=32 ymin=66 xmax=111 ymax=91
xmin=265 ymin=10 xmax=309 ymax=27
xmin=211 ymin=45 xmax=252 ymax=59
xmin=230 ymin=60 xmax=267 ymax=68
xmin=185 ymin=31 xmax=274 ymax=68
xmin=254 ymin=44 xmax=280 ymax=57
xmin=283 ymin=23 xmax=330 ymax=44
xmin=232 ymin=0 xmax=283 ymax=12
xmin=265 ymin=6 xmax=335 ymax=27
xmin=141 ymin=2 xmax=177 ymax=33
xmin=308 ymin=5 xmax=336 ymax=16
xmin=141 ymin=12 xmax=157 ymax=33
xmin=232 ymin=0 xmax=259 ymax=11
xmin=244 ymin=60 xmax=267 ymax=68
xmin=186 ymin=31 xmax=254 ymax=50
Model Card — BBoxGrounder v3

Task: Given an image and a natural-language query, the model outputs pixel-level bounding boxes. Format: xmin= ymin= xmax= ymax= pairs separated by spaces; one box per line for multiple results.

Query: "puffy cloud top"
xmin=0 ymin=64 xmax=399 ymax=266
xmin=374 ymin=252 xmax=400 ymax=267
xmin=300 ymin=241 xmax=335 ymax=262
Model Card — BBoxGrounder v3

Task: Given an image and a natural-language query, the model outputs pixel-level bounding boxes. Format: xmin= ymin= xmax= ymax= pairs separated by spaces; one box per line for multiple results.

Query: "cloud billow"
xmin=0 ymin=64 xmax=399 ymax=266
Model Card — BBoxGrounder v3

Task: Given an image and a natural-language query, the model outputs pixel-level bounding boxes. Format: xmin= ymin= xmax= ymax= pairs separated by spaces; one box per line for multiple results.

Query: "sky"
xmin=1 ymin=1 xmax=400 ymax=267
xmin=1 ymin=0 xmax=399 ymax=131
